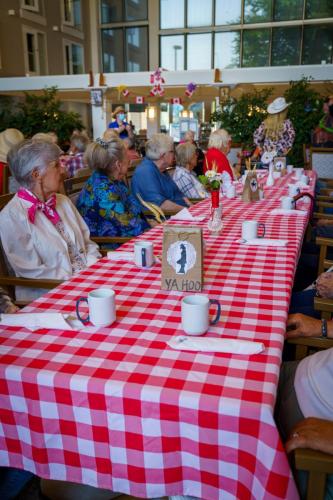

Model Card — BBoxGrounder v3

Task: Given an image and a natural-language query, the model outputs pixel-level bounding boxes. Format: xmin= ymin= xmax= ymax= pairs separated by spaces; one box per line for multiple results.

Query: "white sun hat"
xmin=267 ymin=97 xmax=290 ymax=115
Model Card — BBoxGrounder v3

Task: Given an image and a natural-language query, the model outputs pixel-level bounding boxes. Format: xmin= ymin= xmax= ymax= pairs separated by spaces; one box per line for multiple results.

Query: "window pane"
xmin=101 ymin=28 xmax=124 ymax=72
xmin=100 ymin=0 xmax=122 ymax=23
xmin=187 ymin=33 xmax=212 ymax=69
xmin=72 ymin=44 xmax=84 ymax=73
xmin=215 ymin=0 xmax=241 ymax=25
xmin=242 ymin=29 xmax=270 ymax=67
xmin=160 ymin=35 xmax=184 ymax=70
xmin=126 ymin=26 xmax=148 ymax=71
xmin=302 ymin=24 xmax=333 ymax=64
xmin=125 ymin=0 xmax=147 ymax=20
xmin=271 ymin=27 xmax=301 ymax=65
xmin=244 ymin=0 xmax=272 ymax=23
xmin=215 ymin=31 xmax=240 ymax=68
xmin=273 ymin=0 xmax=303 ymax=21
xmin=305 ymin=0 xmax=333 ymax=19
xmin=73 ymin=0 xmax=81 ymax=26
xmin=160 ymin=0 xmax=185 ymax=29
xmin=187 ymin=0 xmax=212 ymax=27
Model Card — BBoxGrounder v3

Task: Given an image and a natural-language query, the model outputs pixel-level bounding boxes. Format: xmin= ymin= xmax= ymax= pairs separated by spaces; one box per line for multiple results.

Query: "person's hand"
xmin=5 ymin=303 xmax=19 ymax=313
xmin=286 ymin=417 xmax=333 ymax=455
xmin=125 ymin=124 xmax=131 ymax=132
xmin=286 ymin=313 xmax=321 ymax=338
xmin=184 ymin=197 xmax=192 ymax=207
xmin=316 ymin=272 xmax=333 ymax=298
xmin=118 ymin=124 xmax=126 ymax=133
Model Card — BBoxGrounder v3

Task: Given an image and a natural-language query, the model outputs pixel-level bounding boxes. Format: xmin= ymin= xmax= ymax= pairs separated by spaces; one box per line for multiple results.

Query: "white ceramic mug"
xmin=242 ymin=220 xmax=265 ymax=241
xmin=295 ymin=168 xmax=303 ymax=179
xmin=287 ymin=164 xmax=294 ymax=174
xmin=181 ymin=295 xmax=221 ymax=336
xmin=281 ymin=196 xmax=295 ymax=210
xmin=134 ymin=241 xmax=154 ymax=268
xmin=288 ymin=184 xmax=300 ymax=197
xmin=226 ymin=185 xmax=236 ymax=198
xmin=301 ymin=174 xmax=309 ymax=185
xmin=76 ymin=288 xmax=116 ymax=327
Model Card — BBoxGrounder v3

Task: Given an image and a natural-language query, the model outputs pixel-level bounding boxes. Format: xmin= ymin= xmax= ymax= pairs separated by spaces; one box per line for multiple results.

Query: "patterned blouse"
xmin=173 ymin=166 xmax=208 ymax=199
xmin=76 ymin=170 xmax=148 ymax=241
xmin=253 ymin=119 xmax=295 ymax=155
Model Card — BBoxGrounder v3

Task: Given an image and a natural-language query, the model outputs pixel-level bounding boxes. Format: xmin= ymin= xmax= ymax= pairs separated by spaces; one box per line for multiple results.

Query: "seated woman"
xmin=204 ymin=129 xmax=235 ymax=185
xmin=0 ymin=139 xmax=100 ymax=302
xmin=173 ymin=142 xmax=208 ymax=199
xmin=76 ymin=137 xmax=149 ymax=242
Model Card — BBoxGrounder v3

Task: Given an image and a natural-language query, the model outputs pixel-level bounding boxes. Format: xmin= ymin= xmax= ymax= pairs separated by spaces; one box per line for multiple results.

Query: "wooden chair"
xmin=293 ymin=448 xmax=333 ymax=500
xmin=126 ymin=158 xmax=141 ymax=188
xmin=316 ymin=236 xmax=333 ymax=275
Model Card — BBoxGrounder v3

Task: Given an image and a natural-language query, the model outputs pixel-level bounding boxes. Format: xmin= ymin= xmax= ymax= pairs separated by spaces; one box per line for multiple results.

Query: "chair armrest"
xmin=91 ymin=236 xmax=132 ymax=245
xmin=314 ymin=297 xmax=333 ymax=317
xmin=313 ymin=212 xmax=333 ymax=220
xmin=294 ymin=448 xmax=333 ymax=473
xmin=317 ymin=195 xmax=333 ymax=202
xmin=287 ymin=336 xmax=333 ymax=350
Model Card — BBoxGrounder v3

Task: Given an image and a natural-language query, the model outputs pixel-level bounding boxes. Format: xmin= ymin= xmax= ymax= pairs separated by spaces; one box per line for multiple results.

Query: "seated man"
xmin=276 ymin=313 xmax=333 ymax=498
xmin=131 ymin=133 xmax=191 ymax=213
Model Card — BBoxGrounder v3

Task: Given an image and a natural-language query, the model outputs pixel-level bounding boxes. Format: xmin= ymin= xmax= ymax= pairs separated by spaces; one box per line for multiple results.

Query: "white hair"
xmin=145 ymin=134 xmax=174 ymax=161
xmin=208 ymin=129 xmax=231 ymax=151
xmin=8 ymin=139 xmax=61 ymax=189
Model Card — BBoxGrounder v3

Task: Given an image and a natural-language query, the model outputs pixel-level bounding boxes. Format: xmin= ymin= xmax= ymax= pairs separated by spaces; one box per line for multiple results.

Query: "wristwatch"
xmin=321 ymin=318 xmax=328 ymax=338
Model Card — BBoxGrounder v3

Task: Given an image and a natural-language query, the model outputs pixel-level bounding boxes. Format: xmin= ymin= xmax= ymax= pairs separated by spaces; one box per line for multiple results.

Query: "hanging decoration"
xmin=116 ymin=85 xmax=130 ymax=99
xmin=99 ymin=73 xmax=107 ymax=87
xmin=185 ymin=82 xmax=197 ymax=98
xmin=150 ymin=68 xmax=165 ymax=97
xmin=171 ymin=97 xmax=182 ymax=105
xmin=88 ymin=70 xmax=94 ymax=87
xmin=135 ymin=96 xmax=145 ymax=104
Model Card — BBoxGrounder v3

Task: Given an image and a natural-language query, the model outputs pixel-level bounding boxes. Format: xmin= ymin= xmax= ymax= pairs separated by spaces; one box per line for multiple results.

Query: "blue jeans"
xmin=0 ymin=467 xmax=33 ymax=499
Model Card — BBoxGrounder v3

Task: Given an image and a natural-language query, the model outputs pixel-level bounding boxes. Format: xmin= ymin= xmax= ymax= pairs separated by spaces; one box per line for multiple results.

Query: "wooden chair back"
xmin=126 ymin=158 xmax=141 ymax=187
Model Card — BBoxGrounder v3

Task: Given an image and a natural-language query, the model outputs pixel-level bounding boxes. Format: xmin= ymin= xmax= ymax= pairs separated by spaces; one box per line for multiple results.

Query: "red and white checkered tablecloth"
xmin=0 ymin=172 xmax=315 ymax=499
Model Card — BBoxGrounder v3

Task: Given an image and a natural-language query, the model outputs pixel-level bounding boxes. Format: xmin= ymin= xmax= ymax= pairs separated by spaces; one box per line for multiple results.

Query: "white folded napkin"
xmin=270 ymin=209 xmax=307 ymax=216
xmin=107 ymin=251 xmax=134 ymax=261
xmin=170 ymin=208 xmax=205 ymax=222
xmin=167 ymin=336 xmax=264 ymax=355
xmin=0 ymin=313 xmax=78 ymax=332
xmin=240 ymin=238 xmax=288 ymax=247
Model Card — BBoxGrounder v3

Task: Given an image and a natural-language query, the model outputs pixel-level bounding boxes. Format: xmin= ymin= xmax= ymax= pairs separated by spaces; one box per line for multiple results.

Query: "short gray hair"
xmin=8 ymin=139 xmax=61 ymax=189
xmin=70 ymin=132 xmax=89 ymax=152
xmin=84 ymin=137 xmax=126 ymax=174
xmin=208 ymin=129 xmax=231 ymax=151
xmin=145 ymin=134 xmax=174 ymax=161
xmin=176 ymin=142 xmax=196 ymax=167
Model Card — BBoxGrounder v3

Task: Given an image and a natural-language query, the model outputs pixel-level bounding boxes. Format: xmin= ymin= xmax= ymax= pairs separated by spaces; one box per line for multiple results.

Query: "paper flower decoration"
xmin=185 ymin=82 xmax=197 ymax=98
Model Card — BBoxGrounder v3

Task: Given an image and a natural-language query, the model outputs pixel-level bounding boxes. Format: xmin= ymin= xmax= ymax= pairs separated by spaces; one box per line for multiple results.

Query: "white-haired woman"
xmin=0 ymin=139 xmax=100 ymax=302
xmin=76 ymin=137 xmax=148 ymax=242
xmin=131 ymin=133 xmax=190 ymax=212
xmin=173 ymin=142 xmax=208 ymax=199
xmin=204 ymin=129 xmax=234 ymax=185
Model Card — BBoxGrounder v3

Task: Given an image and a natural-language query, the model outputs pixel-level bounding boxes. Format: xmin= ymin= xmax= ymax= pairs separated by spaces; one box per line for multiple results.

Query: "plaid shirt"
xmin=65 ymin=153 xmax=85 ymax=177
xmin=173 ymin=166 xmax=208 ymax=199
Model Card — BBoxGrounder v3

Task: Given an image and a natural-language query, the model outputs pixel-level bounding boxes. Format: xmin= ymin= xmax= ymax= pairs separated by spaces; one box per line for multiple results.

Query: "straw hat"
xmin=112 ymin=106 xmax=126 ymax=117
xmin=267 ymin=97 xmax=289 ymax=115
xmin=0 ymin=128 xmax=24 ymax=163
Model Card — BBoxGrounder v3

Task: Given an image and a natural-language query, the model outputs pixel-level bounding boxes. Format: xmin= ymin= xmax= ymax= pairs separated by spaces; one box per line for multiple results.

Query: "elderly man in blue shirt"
xmin=131 ymin=133 xmax=191 ymax=213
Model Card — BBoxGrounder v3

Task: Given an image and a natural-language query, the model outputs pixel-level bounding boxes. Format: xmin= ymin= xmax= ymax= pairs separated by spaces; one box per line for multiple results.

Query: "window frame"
xmin=62 ymin=0 xmax=82 ymax=28
xmin=22 ymin=26 xmax=47 ymax=76
xmin=63 ymin=40 xmax=85 ymax=74
xmin=21 ymin=0 xmax=39 ymax=12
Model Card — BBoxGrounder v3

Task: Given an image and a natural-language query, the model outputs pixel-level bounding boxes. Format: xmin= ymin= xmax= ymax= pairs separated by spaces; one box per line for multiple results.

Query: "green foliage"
xmin=0 ymin=87 xmax=83 ymax=147
xmin=284 ymin=77 xmax=324 ymax=166
xmin=198 ymin=174 xmax=221 ymax=191
xmin=210 ymin=88 xmax=273 ymax=148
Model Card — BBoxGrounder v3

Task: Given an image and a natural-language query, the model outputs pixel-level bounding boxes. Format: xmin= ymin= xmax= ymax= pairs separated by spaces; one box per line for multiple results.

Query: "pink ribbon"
xmin=17 ymin=188 xmax=60 ymax=225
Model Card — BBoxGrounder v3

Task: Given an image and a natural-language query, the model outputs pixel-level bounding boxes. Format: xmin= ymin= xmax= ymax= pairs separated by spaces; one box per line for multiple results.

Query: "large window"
xmin=159 ymin=0 xmax=333 ymax=69
xmin=21 ymin=0 xmax=39 ymax=12
xmin=101 ymin=0 xmax=148 ymax=23
xmin=102 ymin=26 xmax=148 ymax=72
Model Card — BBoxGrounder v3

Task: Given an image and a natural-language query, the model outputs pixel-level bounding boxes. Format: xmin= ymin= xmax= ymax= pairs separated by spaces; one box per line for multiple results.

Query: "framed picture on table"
xmin=273 ymin=156 xmax=286 ymax=172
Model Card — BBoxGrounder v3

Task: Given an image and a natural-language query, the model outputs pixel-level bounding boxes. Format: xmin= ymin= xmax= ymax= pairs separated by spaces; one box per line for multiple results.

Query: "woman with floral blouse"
xmin=76 ymin=137 xmax=148 ymax=244
xmin=253 ymin=97 xmax=295 ymax=162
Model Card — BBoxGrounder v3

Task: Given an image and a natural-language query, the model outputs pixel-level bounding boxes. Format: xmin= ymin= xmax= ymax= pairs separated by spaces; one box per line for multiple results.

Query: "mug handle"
xmin=258 ymin=223 xmax=265 ymax=238
xmin=141 ymin=248 xmax=146 ymax=267
xmin=209 ymin=299 xmax=221 ymax=325
xmin=76 ymin=297 xmax=89 ymax=324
